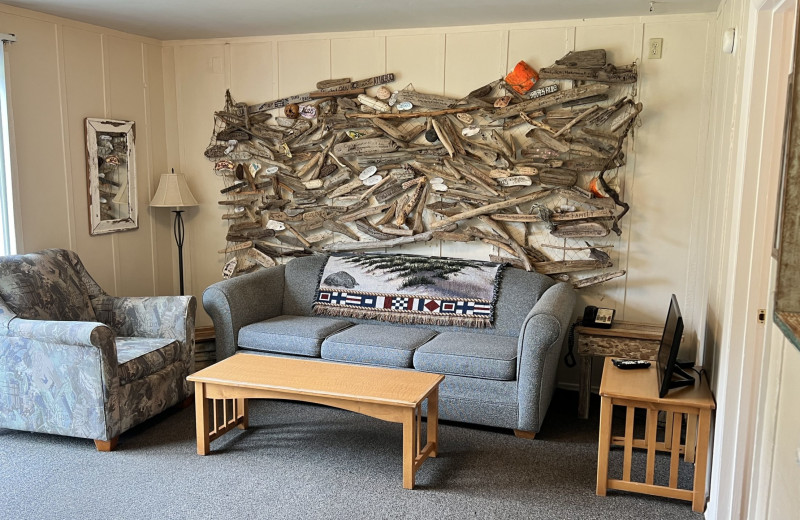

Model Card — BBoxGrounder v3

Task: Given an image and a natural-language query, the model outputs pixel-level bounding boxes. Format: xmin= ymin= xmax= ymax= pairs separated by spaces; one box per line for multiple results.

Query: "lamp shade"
xmin=150 ymin=171 xmax=198 ymax=208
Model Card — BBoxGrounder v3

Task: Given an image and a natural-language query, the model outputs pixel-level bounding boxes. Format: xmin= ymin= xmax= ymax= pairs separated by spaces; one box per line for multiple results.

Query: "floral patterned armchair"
xmin=0 ymin=249 xmax=196 ymax=450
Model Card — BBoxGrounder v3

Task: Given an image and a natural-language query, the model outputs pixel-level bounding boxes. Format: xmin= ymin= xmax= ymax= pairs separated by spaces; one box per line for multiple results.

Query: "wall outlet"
xmin=649 ymin=38 xmax=663 ymax=59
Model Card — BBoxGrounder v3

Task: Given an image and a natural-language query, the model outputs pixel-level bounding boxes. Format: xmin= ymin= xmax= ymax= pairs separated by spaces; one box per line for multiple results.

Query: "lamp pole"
xmin=172 ymin=209 xmax=186 ymax=296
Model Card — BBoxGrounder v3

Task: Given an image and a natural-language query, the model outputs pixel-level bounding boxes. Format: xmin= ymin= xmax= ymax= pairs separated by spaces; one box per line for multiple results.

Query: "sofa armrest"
xmin=0 ymin=318 xmax=119 ymax=439
xmin=516 ymin=282 xmax=576 ymax=432
xmin=203 ymin=264 xmax=286 ymax=360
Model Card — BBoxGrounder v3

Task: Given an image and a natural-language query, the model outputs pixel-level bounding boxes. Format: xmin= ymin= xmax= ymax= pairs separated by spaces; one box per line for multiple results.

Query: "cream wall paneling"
xmin=166 ymin=14 xmax=715 ymax=338
xmin=0 ymin=3 xmax=173 ymax=297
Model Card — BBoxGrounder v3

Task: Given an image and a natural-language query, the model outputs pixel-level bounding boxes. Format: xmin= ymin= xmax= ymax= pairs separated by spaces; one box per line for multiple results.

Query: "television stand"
xmin=596 ymin=358 xmax=715 ymax=512
xmin=665 ymin=365 xmax=696 ymax=392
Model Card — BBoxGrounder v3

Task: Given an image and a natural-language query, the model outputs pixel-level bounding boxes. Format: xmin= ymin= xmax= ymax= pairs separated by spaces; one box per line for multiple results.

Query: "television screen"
xmin=657 ymin=295 xmax=693 ymax=397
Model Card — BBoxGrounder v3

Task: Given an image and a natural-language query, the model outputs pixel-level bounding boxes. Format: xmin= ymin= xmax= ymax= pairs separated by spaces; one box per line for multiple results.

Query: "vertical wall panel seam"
xmin=142 ymin=42 xmax=159 ymax=296
xmin=100 ymin=33 xmax=119 ymax=295
xmin=54 ymin=23 xmax=77 ymax=251
xmin=617 ymin=22 xmax=646 ymax=321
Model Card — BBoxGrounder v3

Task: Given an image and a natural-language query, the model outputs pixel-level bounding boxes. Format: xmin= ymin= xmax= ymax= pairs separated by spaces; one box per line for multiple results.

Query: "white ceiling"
xmin=3 ymin=0 xmax=720 ymax=40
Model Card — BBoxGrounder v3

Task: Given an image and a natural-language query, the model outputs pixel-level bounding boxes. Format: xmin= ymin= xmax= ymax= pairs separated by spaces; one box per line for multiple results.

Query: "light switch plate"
xmin=649 ymin=38 xmax=663 ymax=59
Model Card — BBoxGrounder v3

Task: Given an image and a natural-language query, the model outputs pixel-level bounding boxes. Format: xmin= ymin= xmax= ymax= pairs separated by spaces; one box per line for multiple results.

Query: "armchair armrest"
xmin=203 ymin=264 xmax=286 ymax=360
xmin=0 ymin=318 xmax=119 ymax=440
xmin=93 ymin=295 xmax=196 ymax=342
xmin=92 ymin=294 xmax=197 ymax=368
xmin=516 ymin=282 xmax=576 ymax=432
xmin=7 ymin=318 xmax=116 ymax=350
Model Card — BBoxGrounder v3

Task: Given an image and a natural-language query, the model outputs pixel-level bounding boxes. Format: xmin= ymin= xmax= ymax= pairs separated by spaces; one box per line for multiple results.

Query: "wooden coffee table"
xmin=187 ymin=353 xmax=444 ymax=489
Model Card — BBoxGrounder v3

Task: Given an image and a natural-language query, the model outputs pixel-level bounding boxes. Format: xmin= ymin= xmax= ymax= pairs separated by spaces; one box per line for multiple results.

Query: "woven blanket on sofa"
xmin=313 ymin=253 xmax=505 ymax=328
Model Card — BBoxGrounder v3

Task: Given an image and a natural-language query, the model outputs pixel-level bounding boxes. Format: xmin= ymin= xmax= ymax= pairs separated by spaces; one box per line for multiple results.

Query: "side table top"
xmin=575 ymin=320 xmax=664 ymax=341
xmin=598 ymin=358 xmax=714 ymax=409
xmin=188 ymin=353 xmax=444 ymax=408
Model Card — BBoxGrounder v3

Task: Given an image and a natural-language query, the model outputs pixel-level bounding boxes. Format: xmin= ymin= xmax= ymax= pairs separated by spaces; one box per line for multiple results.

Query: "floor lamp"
xmin=150 ymin=169 xmax=198 ymax=295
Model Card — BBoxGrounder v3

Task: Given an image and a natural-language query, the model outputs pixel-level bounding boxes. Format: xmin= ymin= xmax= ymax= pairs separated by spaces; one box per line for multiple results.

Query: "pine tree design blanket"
xmin=313 ymin=253 xmax=505 ymax=328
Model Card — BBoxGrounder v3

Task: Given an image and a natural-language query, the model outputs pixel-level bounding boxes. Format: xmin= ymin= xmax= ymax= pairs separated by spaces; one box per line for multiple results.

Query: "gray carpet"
xmin=0 ymin=390 xmax=702 ymax=520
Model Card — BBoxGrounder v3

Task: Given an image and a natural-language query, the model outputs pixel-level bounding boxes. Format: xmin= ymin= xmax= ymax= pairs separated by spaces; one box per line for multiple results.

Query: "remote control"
xmin=612 ymin=359 xmax=651 ymax=370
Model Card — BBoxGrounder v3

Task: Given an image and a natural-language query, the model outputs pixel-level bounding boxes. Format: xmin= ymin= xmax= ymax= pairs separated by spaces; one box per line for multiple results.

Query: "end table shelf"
xmin=575 ymin=320 xmax=663 ymax=419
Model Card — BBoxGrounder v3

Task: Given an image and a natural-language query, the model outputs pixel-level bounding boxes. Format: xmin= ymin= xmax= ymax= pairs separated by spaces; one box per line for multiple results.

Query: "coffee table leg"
xmin=596 ymin=395 xmax=613 ymax=495
xmin=579 ymin=355 xmax=592 ymax=419
xmin=237 ymin=398 xmax=249 ymax=430
xmin=428 ymin=388 xmax=439 ymax=458
xmin=195 ymin=382 xmax=210 ymax=455
xmin=403 ymin=407 xmax=417 ymax=489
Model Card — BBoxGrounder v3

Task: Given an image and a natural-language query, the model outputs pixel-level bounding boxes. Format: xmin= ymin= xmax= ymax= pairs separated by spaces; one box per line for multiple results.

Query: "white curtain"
xmin=0 ymin=37 xmax=15 ymax=255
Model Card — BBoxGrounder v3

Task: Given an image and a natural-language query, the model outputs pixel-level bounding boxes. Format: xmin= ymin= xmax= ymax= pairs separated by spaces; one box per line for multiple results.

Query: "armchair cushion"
xmin=116 ymin=337 xmax=181 ymax=385
xmin=0 ymin=249 xmax=96 ymax=322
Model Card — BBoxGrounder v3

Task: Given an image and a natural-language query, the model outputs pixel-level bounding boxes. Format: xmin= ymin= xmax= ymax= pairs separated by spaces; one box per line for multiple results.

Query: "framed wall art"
xmin=85 ymin=117 xmax=138 ymax=235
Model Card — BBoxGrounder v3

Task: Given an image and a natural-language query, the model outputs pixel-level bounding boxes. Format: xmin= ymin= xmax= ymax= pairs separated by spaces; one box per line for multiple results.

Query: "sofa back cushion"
xmin=282 ymin=254 xmax=554 ymax=336
xmin=0 ymin=249 xmax=97 ymax=322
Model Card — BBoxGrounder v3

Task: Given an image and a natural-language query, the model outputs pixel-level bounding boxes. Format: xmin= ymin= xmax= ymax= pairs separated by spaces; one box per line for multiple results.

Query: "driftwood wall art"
xmin=206 ymin=49 xmax=642 ymax=289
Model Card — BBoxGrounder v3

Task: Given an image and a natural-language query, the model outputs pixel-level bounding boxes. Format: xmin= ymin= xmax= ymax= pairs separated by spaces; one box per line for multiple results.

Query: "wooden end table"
xmin=576 ymin=320 xmax=663 ymax=418
xmin=187 ymin=353 xmax=444 ymax=489
xmin=595 ymin=358 xmax=715 ymax=512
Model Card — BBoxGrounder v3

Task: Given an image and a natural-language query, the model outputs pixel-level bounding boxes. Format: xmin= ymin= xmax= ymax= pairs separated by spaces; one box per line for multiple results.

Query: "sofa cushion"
xmin=413 ymin=332 xmax=518 ymax=381
xmin=238 ymin=315 xmax=352 ymax=357
xmin=321 ymin=324 xmax=437 ymax=368
xmin=0 ymin=249 xmax=97 ymax=322
xmin=116 ymin=337 xmax=181 ymax=385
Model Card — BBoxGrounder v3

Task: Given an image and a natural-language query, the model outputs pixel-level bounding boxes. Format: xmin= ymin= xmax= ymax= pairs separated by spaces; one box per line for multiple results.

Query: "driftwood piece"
xmin=379 ymin=226 xmax=414 ymax=236
xmin=322 ymin=220 xmax=360 ymax=241
xmin=339 ymin=202 xmax=392 ymax=223
xmin=572 ymin=270 xmax=627 ymax=289
xmin=431 ymin=119 xmax=454 ymax=158
xmin=333 ymin=138 xmax=397 ymax=156
xmin=532 ymin=259 xmax=612 ymax=275
xmin=550 ymin=222 xmax=610 ymax=238
xmin=248 ymin=248 xmax=276 ymax=268
xmin=309 ymin=88 xmax=366 ymax=99
xmin=555 ymin=49 xmax=607 ymax=68
xmin=346 ymin=105 xmax=478 ymax=119
xmin=316 ymin=77 xmax=351 ymax=89
xmin=539 ymin=64 xmax=637 ymax=84
xmin=431 ymin=190 xmax=551 ymax=230
xmin=396 ymin=91 xmax=459 ymax=109
xmin=410 ymin=184 xmax=429 ymax=233
xmin=541 ymin=242 xmax=614 ymax=251
xmin=556 ymin=188 xmax=617 ymax=210
xmin=553 ymin=105 xmax=600 ymax=137
xmin=355 ymin=219 xmax=395 ymax=240
xmin=491 ymin=84 xmax=610 ymax=119
xmin=539 ymin=169 xmax=578 ymax=187
xmin=218 ymin=241 xmax=253 ymax=254
xmin=531 ymin=129 xmax=570 ymax=153
xmin=433 ymin=231 xmax=473 ymax=242
xmin=562 ymin=94 xmax=609 ymax=108
xmin=323 ymin=229 xmax=448 ymax=252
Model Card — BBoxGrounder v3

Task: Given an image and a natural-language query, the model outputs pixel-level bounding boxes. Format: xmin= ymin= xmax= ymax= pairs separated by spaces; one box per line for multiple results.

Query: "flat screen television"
xmin=657 ymin=295 xmax=694 ymax=398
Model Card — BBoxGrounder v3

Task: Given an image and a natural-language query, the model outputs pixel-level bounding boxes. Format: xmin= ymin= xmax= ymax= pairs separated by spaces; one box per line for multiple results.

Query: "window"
xmin=0 ymin=33 xmax=16 ymax=256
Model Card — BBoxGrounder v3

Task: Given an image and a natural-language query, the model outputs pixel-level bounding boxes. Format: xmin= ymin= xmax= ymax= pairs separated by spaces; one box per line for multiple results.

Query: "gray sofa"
xmin=203 ymin=254 xmax=575 ymax=436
